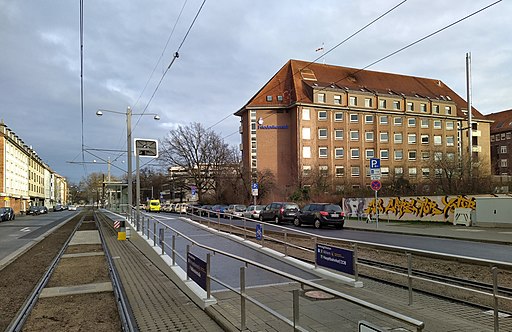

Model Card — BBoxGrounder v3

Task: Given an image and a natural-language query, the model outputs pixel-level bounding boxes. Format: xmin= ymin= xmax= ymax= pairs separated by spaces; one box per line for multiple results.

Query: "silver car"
xmin=242 ymin=205 xmax=265 ymax=220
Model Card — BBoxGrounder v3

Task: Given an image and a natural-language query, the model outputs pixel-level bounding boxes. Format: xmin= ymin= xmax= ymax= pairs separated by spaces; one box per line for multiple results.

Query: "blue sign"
xmin=251 ymin=183 xmax=258 ymax=190
xmin=315 ymin=244 xmax=354 ymax=275
xmin=255 ymin=224 xmax=263 ymax=241
xmin=187 ymin=252 xmax=208 ymax=290
xmin=370 ymin=158 xmax=380 ymax=169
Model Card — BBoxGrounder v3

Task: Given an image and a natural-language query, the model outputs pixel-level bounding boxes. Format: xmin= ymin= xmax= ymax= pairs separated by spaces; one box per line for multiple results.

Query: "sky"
xmin=0 ymin=0 xmax=510 ymax=184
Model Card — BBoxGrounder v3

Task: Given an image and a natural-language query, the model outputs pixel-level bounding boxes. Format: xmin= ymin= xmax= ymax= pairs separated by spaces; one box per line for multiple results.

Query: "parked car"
xmin=211 ymin=205 xmax=229 ymax=218
xmin=53 ymin=204 xmax=64 ymax=212
xmin=259 ymin=202 xmax=300 ymax=224
xmin=226 ymin=204 xmax=246 ymax=218
xmin=27 ymin=206 xmax=41 ymax=215
xmin=294 ymin=203 xmax=345 ymax=229
xmin=242 ymin=205 xmax=266 ymax=220
xmin=199 ymin=205 xmax=213 ymax=216
xmin=68 ymin=205 xmax=77 ymax=211
xmin=38 ymin=206 xmax=48 ymax=214
xmin=0 ymin=207 xmax=15 ymax=221
xmin=186 ymin=203 xmax=201 ymax=214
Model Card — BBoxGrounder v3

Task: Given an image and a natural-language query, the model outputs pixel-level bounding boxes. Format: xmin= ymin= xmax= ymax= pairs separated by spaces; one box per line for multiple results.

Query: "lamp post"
xmin=96 ymin=107 xmax=160 ymax=218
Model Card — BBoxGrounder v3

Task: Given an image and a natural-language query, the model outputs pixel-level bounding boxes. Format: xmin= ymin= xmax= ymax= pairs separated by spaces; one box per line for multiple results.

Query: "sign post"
xmin=134 ymin=138 xmax=159 ymax=232
xmin=369 ymin=158 xmax=381 ymax=227
xmin=251 ymin=183 xmax=258 ymax=206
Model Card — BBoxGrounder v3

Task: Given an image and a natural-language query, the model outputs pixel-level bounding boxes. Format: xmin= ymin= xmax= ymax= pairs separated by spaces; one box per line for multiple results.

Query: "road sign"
xmin=252 ymin=182 xmax=259 ymax=196
xmin=255 ymin=224 xmax=263 ymax=241
xmin=134 ymin=138 xmax=158 ymax=158
xmin=370 ymin=180 xmax=382 ymax=191
xmin=369 ymin=158 xmax=380 ymax=169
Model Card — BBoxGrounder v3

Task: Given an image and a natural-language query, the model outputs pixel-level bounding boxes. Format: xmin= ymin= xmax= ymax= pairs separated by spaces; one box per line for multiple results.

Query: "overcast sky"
xmin=1 ymin=0 xmax=510 ymax=184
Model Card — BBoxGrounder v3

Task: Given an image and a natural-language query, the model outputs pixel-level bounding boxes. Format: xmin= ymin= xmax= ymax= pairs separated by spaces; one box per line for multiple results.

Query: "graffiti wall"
xmin=343 ymin=195 xmax=476 ymax=223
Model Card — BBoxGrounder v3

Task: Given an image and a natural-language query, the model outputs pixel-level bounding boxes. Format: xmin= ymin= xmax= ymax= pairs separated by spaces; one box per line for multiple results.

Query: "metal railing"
xmin=124 ymin=207 xmax=425 ymax=331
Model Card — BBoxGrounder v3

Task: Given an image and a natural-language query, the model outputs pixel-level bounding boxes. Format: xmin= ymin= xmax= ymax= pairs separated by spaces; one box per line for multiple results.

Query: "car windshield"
xmin=323 ymin=204 xmax=342 ymax=212
xmin=284 ymin=204 xmax=299 ymax=210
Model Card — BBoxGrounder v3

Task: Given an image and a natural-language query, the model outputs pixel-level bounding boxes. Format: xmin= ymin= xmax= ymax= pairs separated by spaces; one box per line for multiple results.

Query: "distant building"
xmin=235 ymin=59 xmax=491 ymax=200
xmin=0 ymin=122 xmax=67 ymax=214
xmin=485 ymin=109 xmax=512 ymax=175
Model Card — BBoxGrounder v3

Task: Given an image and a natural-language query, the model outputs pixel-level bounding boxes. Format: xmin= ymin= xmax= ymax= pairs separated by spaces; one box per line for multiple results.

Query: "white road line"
xmin=20 ymin=227 xmax=31 ymax=232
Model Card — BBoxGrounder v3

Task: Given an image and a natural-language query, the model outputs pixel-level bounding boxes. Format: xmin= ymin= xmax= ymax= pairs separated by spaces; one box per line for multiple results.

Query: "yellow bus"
xmin=147 ymin=200 xmax=161 ymax=212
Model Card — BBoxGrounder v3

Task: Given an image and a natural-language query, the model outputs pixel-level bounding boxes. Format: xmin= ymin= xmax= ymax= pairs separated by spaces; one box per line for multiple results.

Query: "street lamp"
xmin=96 ymin=107 xmax=160 ymax=217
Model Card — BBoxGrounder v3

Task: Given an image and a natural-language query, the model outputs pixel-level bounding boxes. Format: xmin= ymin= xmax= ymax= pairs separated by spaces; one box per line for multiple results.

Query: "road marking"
xmin=500 ymin=231 xmax=512 ymax=235
xmin=453 ymin=229 xmax=483 ymax=232
xmin=20 ymin=227 xmax=31 ymax=232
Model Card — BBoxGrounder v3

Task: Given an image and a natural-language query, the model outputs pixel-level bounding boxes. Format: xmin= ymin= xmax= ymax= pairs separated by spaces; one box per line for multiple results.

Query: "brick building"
xmin=485 ymin=109 xmax=512 ymax=175
xmin=235 ymin=59 xmax=491 ymax=200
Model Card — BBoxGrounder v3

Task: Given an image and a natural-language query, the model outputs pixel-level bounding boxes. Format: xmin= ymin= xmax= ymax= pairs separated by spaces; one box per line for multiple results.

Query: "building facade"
xmin=485 ymin=109 xmax=512 ymax=175
xmin=0 ymin=122 xmax=67 ymax=214
xmin=236 ymin=60 xmax=491 ymax=200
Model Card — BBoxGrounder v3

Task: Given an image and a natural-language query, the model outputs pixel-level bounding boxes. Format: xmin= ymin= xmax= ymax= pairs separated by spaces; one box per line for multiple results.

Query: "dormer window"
xmin=266 ymin=95 xmax=272 ymax=102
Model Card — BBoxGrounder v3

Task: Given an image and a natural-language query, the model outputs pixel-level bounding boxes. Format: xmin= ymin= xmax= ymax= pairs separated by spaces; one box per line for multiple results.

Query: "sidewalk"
xmin=344 ymin=218 xmax=512 ymax=245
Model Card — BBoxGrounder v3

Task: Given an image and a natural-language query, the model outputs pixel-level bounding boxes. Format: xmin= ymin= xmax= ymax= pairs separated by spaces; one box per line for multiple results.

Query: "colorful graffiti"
xmin=363 ymin=195 xmax=476 ymax=220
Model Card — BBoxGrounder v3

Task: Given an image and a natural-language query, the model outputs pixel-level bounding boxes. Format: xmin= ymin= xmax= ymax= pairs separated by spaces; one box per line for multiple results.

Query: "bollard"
xmin=117 ymin=220 xmax=126 ymax=241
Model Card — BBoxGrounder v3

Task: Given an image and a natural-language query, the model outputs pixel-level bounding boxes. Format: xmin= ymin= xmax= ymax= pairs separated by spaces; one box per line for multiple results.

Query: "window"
xmin=393 ymin=100 xmax=401 ymax=110
xmin=301 ymin=127 xmax=312 ymax=140
xmin=422 ymin=168 xmax=430 ymax=177
xmin=446 ymin=121 xmax=454 ymax=130
xmin=319 ymin=147 xmax=328 ymax=158
xmin=434 ymin=135 xmax=442 ymax=145
xmin=318 ymin=110 xmax=327 ymax=120
xmin=407 ymin=102 xmax=414 ymax=111
xmin=318 ymin=93 xmax=325 ymax=103
xmin=446 ymin=136 xmax=454 ymax=146
xmin=409 ymin=167 xmax=417 ymax=177
xmin=434 ymin=151 xmax=442 ymax=161
xmin=334 ymin=95 xmax=342 ymax=105
xmin=507 ymin=132 xmax=511 ymax=140
xmin=266 ymin=95 xmax=272 ymax=102
xmin=335 ymin=166 xmax=345 ymax=177
xmin=351 ymin=166 xmax=360 ymax=177
xmin=420 ymin=103 xmax=427 ymax=112
xmin=365 ymin=149 xmax=375 ymax=159
xmin=302 ymin=165 xmax=311 ymax=176
xmin=395 ymin=167 xmax=403 ymax=175
xmin=365 ymin=114 xmax=374 ymax=123
xmin=394 ymin=117 xmax=403 ymax=126
xmin=408 ymin=134 xmax=417 ymax=144
xmin=422 ymin=151 xmax=430 ymax=160
xmin=501 ymin=145 xmax=508 ymax=154
xmin=365 ymin=131 xmax=374 ymax=142
xmin=408 ymin=150 xmax=417 ymax=160
xmin=421 ymin=119 xmax=429 ymax=128
xmin=394 ymin=133 xmax=403 ymax=144
xmin=408 ymin=118 xmax=416 ymax=127
xmin=433 ymin=105 xmax=440 ymax=114
xmin=303 ymin=146 xmax=311 ymax=158
xmin=495 ymin=134 xmax=500 ymax=141
xmin=421 ymin=134 xmax=429 ymax=144
xmin=501 ymin=159 xmax=508 ymax=168
xmin=334 ymin=112 xmax=343 ymax=121
xmin=351 ymin=148 xmax=360 ymax=159
xmin=365 ymin=98 xmax=372 ymax=108
xmin=319 ymin=165 xmax=328 ymax=176
xmin=349 ymin=96 xmax=357 ymax=106
xmin=350 ymin=113 xmax=359 ymax=122
xmin=394 ymin=150 xmax=403 ymax=160
xmin=445 ymin=106 xmax=452 ymax=115
xmin=435 ymin=168 xmax=443 ymax=178
xmin=380 ymin=132 xmax=389 ymax=142
xmin=380 ymin=115 xmax=388 ymax=125
xmin=350 ymin=130 xmax=359 ymax=141
xmin=318 ymin=128 xmax=327 ymax=139
xmin=380 ymin=149 xmax=389 ymax=160
xmin=302 ymin=108 xmax=310 ymax=120
xmin=334 ymin=129 xmax=344 ymax=140
xmin=381 ymin=167 xmax=389 ymax=177
xmin=447 ymin=152 xmax=455 ymax=160
xmin=277 ymin=95 xmax=283 ymax=101
xmin=379 ymin=99 xmax=387 ymax=109
xmin=335 ymin=148 xmax=344 ymax=159
xmin=433 ymin=120 xmax=442 ymax=129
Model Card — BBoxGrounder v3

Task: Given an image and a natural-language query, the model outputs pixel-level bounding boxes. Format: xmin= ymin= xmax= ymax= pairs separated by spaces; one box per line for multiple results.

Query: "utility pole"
xmin=127 ymin=106 xmax=133 ymax=216
xmin=466 ymin=53 xmax=473 ymax=178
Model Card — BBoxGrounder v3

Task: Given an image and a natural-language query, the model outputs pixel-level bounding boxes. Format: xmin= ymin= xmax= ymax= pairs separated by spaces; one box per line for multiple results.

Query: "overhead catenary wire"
xmin=222 ymin=0 xmax=502 ymax=141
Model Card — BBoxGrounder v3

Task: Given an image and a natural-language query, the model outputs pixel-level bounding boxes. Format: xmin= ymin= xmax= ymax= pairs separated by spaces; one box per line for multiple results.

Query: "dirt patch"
xmin=47 ymin=255 xmax=110 ymax=288
xmin=22 ymin=293 xmax=121 ymax=332
xmin=65 ymin=244 xmax=103 ymax=254
xmin=78 ymin=221 xmax=97 ymax=231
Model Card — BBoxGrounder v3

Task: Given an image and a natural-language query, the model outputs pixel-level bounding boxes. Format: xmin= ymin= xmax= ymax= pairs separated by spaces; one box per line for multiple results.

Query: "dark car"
xmin=211 ymin=205 xmax=229 ymax=218
xmin=27 ymin=206 xmax=41 ymax=215
xmin=294 ymin=203 xmax=345 ymax=229
xmin=259 ymin=202 xmax=299 ymax=224
xmin=38 ymin=206 xmax=48 ymax=214
xmin=53 ymin=204 xmax=63 ymax=212
xmin=0 ymin=207 xmax=15 ymax=221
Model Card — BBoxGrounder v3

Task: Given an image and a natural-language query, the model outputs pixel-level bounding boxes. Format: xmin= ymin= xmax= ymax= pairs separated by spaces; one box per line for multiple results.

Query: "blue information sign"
xmin=370 ymin=158 xmax=381 ymax=169
xmin=187 ymin=252 xmax=208 ymax=290
xmin=315 ymin=243 xmax=354 ymax=275
xmin=255 ymin=224 xmax=263 ymax=241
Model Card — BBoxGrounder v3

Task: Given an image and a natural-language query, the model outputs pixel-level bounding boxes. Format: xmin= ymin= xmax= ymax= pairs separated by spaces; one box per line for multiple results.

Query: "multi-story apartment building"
xmin=0 ymin=122 xmax=67 ymax=214
xmin=235 ymin=60 xmax=491 ymax=199
xmin=485 ymin=109 xmax=512 ymax=175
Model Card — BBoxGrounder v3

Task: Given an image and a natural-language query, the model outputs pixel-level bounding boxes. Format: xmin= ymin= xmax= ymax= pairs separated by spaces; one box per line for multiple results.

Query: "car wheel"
xmin=293 ymin=217 xmax=301 ymax=227
xmin=314 ymin=219 xmax=321 ymax=229
xmin=275 ymin=216 xmax=280 ymax=224
xmin=259 ymin=215 xmax=263 ymax=221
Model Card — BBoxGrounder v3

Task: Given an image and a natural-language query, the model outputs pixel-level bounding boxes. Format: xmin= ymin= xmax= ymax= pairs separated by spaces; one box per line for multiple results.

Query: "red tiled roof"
xmin=237 ymin=59 xmax=483 ymax=119
xmin=485 ymin=109 xmax=512 ymax=133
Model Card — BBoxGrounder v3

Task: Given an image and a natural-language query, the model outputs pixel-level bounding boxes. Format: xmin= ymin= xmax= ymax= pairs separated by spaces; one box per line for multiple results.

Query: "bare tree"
xmin=160 ymin=122 xmax=234 ymax=202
